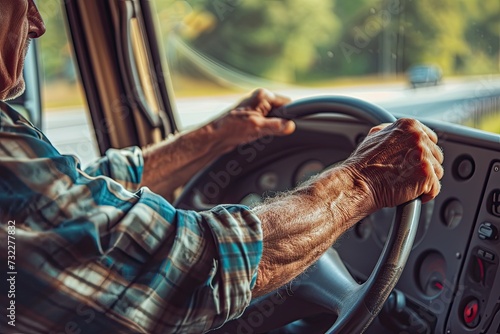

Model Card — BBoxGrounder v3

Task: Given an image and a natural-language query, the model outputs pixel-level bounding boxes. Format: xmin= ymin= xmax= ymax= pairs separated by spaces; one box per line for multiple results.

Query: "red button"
xmin=463 ymin=299 xmax=479 ymax=327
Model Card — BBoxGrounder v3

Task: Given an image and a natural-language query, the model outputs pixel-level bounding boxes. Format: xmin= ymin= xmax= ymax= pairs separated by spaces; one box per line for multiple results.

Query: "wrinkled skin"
xmin=142 ymin=88 xmax=296 ymax=197
xmin=253 ymin=117 xmax=444 ymax=295
xmin=344 ymin=118 xmax=444 ymax=208
xmin=212 ymin=88 xmax=296 ymax=151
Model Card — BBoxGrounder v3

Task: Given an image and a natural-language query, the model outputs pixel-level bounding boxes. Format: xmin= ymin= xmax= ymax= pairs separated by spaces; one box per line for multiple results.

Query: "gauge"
xmin=258 ymin=172 xmax=279 ymax=191
xmin=240 ymin=193 xmax=263 ymax=207
xmin=413 ymin=200 xmax=435 ymax=249
xmin=372 ymin=201 xmax=435 ymax=250
xmin=416 ymin=251 xmax=447 ymax=297
xmin=191 ymin=191 xmax=216 ymax=210
xmin=294 ymin=160 xmax=325 ymax=186
xmin=441 ymin=199 xmax=463 ymax=229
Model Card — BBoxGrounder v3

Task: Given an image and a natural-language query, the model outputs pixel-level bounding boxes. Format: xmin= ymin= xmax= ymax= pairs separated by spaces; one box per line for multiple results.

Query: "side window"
xmin=150 ymin=0 xmax=340 ymax=130
xmin=37 ymin=1 xmax=99 ymax=166
xmin=151 ymin=1 xmax=249 ymax=130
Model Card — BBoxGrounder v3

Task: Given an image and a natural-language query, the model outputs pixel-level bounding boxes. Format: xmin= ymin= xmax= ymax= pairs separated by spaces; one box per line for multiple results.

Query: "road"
xmin=43 ymin=78 xmax=500 ymax=166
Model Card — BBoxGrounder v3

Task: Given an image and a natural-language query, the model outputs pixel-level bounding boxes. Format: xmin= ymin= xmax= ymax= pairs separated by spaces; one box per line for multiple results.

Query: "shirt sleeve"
xmin=84 ymin=147 xmax=144 ymax=193
xmin=0 ymin=104 xmax=263 ymax=334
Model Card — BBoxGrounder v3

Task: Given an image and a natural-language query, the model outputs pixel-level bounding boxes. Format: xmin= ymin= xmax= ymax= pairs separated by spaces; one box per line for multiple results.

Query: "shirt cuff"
xmin=199 ymin=204 xmax=263 ymax=329
xmin=83 ymin=147 xmax=144 ymax=192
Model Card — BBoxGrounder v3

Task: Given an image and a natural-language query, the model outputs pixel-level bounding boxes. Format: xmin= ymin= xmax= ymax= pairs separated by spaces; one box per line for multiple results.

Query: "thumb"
xmin=260 ymin=118 xmax=296 ymax=136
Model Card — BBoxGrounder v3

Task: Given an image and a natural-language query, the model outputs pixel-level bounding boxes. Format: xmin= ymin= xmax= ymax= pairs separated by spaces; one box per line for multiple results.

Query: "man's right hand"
xmin=342 ymin=118 xmax=444 ymax=211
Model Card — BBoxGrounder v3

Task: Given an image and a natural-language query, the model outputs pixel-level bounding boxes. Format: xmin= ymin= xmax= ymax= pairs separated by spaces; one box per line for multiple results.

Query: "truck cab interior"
xmin=17 ymin=0 xmax=500 ymax=333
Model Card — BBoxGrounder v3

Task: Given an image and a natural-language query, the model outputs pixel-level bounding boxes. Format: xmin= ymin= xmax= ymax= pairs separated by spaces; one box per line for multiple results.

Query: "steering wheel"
xmin=175 ymin=96 xmax=421 ymax=333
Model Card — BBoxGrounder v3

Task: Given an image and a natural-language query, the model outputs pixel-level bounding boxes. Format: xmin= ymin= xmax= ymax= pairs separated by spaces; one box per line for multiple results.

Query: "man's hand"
xmin=142 ymin=88 xmax=295 ymax=199
xmin=211 ymin=88 xmax=296 ymax=153
xmin=253 ymin=117 xmax=444 ymax=296
xmin=342 ymin=118 xmax=444 ymax=210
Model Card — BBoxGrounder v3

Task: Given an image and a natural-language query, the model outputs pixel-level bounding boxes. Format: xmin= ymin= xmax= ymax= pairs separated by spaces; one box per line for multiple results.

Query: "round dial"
xmin=416 ymin=251 xmax=447 ymax=297
xmin=294 ymin=160 xmax=325 ymax=186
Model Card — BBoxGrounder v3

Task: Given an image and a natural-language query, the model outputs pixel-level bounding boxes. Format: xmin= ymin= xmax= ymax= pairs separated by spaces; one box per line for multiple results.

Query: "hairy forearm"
xmin=141 ymin=123 xmax=230 ymax=199
xmin=252 ymin=166 xmax=375 ymax=296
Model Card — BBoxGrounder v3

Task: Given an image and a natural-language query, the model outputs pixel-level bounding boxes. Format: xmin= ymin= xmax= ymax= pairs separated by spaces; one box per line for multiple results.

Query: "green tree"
xmin=461 ymin=0 xmax=500 ymax=74
xmin=176 ymin=0 xmax=341 ymax=82
xmin=400 ymin=0 xmax=469 ymax=74
xmin=155 ymin=0 xmax=500 ymax=83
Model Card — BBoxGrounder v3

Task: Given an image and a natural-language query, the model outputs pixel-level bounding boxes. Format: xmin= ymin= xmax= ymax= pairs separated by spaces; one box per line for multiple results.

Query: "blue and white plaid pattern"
xmin=0 ymin=102 xmax=262 ymax=333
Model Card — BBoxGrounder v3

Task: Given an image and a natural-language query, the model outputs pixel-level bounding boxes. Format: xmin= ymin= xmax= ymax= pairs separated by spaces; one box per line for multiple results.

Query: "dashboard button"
xmin=463 ymin=299 xmax=480 ymax=328
xmin=488 ymin=189 xmax=500 ymax=218
xmin=477 ymin=249 xmax=485 ymax=257
xmin=484 ymin=251 xmax=495 ymax=261
xmin=469 ymin=255 xmax=485 ymax=283
xmin=453 ymin=156 xmax=475 ymax=180
xmin=478 ymin=222 xmax=498 ymax=240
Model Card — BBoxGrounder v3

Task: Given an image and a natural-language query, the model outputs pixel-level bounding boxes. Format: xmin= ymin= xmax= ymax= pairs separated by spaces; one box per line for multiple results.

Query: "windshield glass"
xmin=152 ymin=0 xmax=500 ymax=132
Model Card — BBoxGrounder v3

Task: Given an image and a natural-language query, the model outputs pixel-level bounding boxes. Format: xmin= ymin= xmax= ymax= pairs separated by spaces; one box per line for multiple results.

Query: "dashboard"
xmin=176 ymin=114 xmax=500 ymax=334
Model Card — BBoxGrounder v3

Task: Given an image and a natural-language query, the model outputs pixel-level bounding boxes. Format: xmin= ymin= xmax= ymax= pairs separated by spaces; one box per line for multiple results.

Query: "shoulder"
xmin=0 ymin=101 xmax=33 ymax=126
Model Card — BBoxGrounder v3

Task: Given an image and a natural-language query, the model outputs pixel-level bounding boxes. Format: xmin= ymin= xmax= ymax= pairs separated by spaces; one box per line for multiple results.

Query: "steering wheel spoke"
xmin=298 ymin=248 xmax=361 ymax=314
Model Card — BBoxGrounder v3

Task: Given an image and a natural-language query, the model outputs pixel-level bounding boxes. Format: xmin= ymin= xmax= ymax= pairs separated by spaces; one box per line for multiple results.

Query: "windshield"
xmin=151 ymin=0 xmax=500 ymax=132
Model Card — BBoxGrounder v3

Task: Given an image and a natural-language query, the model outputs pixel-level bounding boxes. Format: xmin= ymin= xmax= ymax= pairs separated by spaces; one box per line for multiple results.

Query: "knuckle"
xmin=253 ymin=88 xmax=267 ymax=99
xmin=395 ymin=118 xmax=419 ymax=130
xmin=438 ymin=145 xmax=445 ymax=162
xmin=407 ymin=146 xmax=425 ymax=165
xmin=428 ymin=182 xmax=441 ymax=199
xmin=249 ymin=117 xmax=261 ymax=128
xmin=409 ymin=130 xmax=424 ymax=144
xmin=421 ymin=160 xmax=434 ymax=178
xmin=438 ymin=166 xmax=445 ymax=179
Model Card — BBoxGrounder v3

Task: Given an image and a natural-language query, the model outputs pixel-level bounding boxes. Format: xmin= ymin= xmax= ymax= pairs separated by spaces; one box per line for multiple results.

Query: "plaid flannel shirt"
xmin=0 ymin=101 xmax=262 ymax=333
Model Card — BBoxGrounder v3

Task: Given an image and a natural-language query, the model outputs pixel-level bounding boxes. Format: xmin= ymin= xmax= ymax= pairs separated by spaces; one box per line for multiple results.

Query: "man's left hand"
xmin=211 ymin=88 xmax=296 ymax=153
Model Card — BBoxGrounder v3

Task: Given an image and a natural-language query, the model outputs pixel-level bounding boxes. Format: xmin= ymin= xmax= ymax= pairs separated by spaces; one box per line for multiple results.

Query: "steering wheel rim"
xmin=176 ymin=96 xmax=421 ymax=333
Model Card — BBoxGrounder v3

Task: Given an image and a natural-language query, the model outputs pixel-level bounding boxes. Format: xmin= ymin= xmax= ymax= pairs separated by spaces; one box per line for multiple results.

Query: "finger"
xmin=420 ymin=124 xmax=439 ymax=144
xmin=269 ymin=93 xmax=292 ymax=108
xmin=253 ymin=88 xmax=291 ymax=108
xmin=233 ymin=89 xmax=266 ymax=110
xmin=420 ymin=173 xmax=441 ymax=204
xmin=256 ymin=99 xmax=273 ymax=116
xmin=429 ymin=142 xmax=444 ymax=164
xmin=434 ymin=160 xmax=444 ymax=180
xmin=420 ymin=135 xmax=444 ymax=165
xmin=426 ymin=148 xmax=444 ymax=180
xmin=258 ymin=118 xmax=296 ymax=136
xmin=368 ymin=123 xmax=391 ymax=135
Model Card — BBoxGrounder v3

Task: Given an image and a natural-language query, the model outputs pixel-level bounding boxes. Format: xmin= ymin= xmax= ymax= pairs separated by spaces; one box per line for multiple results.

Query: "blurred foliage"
xmin=37 ymin=1 xmax=76 ymax=83
xmin=190 ymin=0 xmax=340 ymax=82
xmin=156 ymin=0 xmax=500 ymax=83
xmin=38 ymin=0 xmax=500 ymax=83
